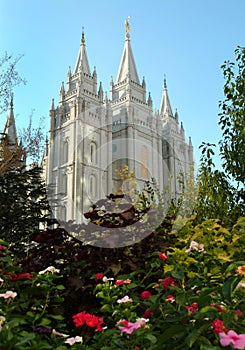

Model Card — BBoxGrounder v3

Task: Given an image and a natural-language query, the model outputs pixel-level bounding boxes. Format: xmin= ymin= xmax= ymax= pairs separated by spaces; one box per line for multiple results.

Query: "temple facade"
xmin=41 ymin=22 xmax=193 ymax=224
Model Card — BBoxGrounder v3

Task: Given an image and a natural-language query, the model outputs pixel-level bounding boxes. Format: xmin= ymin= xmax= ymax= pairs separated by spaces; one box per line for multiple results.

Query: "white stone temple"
xmin=41 ymin=21 xmax=193 ymax=224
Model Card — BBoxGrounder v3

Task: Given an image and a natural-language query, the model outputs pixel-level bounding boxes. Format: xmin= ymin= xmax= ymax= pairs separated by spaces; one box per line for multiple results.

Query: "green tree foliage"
xmin=0 ymin=135 xmax=50 ymax=255
xmin=219 ymin=46 xmax=245 ymax=186
xmin=195 ymin=47 xmax=245 ymax=225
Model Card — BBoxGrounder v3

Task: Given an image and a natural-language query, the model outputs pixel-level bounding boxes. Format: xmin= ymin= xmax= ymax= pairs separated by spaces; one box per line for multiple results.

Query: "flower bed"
xmin=0 ymin=217 xmax=245 ymax=349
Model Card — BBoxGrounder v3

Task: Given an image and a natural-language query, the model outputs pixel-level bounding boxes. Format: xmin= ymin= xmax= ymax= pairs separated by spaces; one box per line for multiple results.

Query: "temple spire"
xmin=116 ymin=18 xmax=140 ymax=84
xmin=3 ymin=95 xmax=18 ymax=145
xmin=160 ymin=77 xmax=173 ymax=117
xmin=74 ymin=28 xmax=91 ymax=75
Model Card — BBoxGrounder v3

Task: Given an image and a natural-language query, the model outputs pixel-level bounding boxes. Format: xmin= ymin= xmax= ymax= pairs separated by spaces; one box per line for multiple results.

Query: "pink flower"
xmin=219 ymin=330 xmax=245 ymax=349
xmin=0 ymin=291 xmax=17 ymax=299
xmin=158 ymin=252 xmax=167 ymax=261
xmin=65 ymin=336 xmax=83 ymax=345
xmin=212 ymin=319 xmax=227 ymax=334
xmin=141 ymin=291 xmax=152 ymax=299
xmin=117 ymin=295 xmax=133 ymax=303
xmin=115 ymin=279 xmax=124 ymax=285
xmin=117 ymin=320 xmax=141 ymax=334
xmin=165 ymin=294 xmax=175 ymax=303
xmin=95 ymin=273 xmax=104 ymax=282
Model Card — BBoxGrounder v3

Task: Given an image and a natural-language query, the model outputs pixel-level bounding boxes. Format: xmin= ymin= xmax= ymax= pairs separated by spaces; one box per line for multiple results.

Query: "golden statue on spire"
xmin=125 ymin=16 xmax=130 ymax=34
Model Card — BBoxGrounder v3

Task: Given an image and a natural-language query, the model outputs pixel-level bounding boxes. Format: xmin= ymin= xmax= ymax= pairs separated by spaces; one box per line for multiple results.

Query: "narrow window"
xmin=141 ymin=145 xmax=148 ymax=178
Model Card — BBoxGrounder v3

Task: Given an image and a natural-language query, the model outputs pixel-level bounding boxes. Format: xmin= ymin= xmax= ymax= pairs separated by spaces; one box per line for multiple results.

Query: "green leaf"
xmin=145 ymin=333 xmax=157 ymax=344
xmin=158 ymin=325 xmax=185 ymax=342
xmin=187 ymin=323 xmax=209 ymax=348
xmin=100 ymin=303 xmax=113 ymax=313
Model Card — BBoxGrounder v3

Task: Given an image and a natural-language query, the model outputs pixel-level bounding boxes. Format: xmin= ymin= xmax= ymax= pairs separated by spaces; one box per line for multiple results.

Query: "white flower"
xmin=117 ymin=295 xmax=133 ymax=303
xmin=102 ymin=276 xmax=114 ymax=283
xmin=136 ymin=317 xmax=149 ymax=327
xmin=0 ymin=291 xmax=17 ymax=299
xmin=0 ymin=278 xmax=4 ymax=283
xmin=52 ymin=329 xmax=69 ymax=338
xmin=186 ymin=241 xmax=205 ymax=253
xmin=65 ymin=336 xmax=83 ymax=345
xmin=38 ymin=266 xmax=60 ymax=274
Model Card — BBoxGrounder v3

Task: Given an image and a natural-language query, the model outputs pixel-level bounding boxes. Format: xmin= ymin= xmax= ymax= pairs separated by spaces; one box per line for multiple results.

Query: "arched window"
xmin=141 ymin=145 xmax=148 ymax=178
xmin=90 ymin=142 xmax=97 ymax=164
xmin=89 ymin=174 xmax=96 ymax=198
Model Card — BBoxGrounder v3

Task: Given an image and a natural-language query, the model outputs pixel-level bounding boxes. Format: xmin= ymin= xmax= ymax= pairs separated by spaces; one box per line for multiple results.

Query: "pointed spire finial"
xmin=81 ymin=27 xmax=85 ymax=45
xmin=163 ymin=74 xmax=167 ymax=89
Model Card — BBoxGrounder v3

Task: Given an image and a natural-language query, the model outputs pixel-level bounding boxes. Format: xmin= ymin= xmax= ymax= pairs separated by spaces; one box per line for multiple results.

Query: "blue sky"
xmin=1 ymin=0 xmax=245 ymax=167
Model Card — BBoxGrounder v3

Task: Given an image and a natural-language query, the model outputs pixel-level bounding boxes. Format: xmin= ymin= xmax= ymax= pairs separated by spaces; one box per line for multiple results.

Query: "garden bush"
xmin=0 ymin=216 xmax=244 ymax=349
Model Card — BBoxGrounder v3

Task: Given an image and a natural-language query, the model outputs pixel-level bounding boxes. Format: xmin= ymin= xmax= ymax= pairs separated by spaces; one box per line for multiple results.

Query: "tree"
xmin=219 ymin=46 xmax=245 ymax=187
xmin=0 ymin=52 xmax=26 ymax=114
xmin=18 ymin=112 xmax=45 ymax=163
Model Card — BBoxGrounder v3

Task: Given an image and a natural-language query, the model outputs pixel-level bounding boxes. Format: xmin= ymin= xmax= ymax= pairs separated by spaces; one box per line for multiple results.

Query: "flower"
xmin=38 ymin=266 xmax=60 ymax=274
xmin=237 ymin=265 xmax=245 ymax=276
xmin=0 ymin=291 xmax=17 ymax=299
xmin=102 ymin=276 xmax=114 ymax=282
xmin=95 ymin=273 xmax=104 ymax=282
xmin=144 ymin=308 xmax=154 ymax=318
xmin=136 ymin=317 xmax=149 ymax=327
xmin=159 ymin=252 xmax=167 ymax=261
xmin=0 ymin=245 xmax=5 ymax=251
xmin=10 ymin=273 xmax=33 ymax=281
xmin=52 ymin=329 xmax=69 ymax=338
xmin=0 ymin=278 xmax=4 ymax=283
xmin=210 ymin=303 xmax=225 ymax=312
xmin=165 ymin=294 xmax=175 ymax=303
xmin=117 ymin=295 xmax=133 ymax=303
xmin=0 ymin=316 xmax=6 ymax=326
xmin=212 ymin=319 xmax=227 ymax=334
xmin=115 ymin=279 xmax=124 ymax=285
xmin=161 ymin=277 xmax=175 ymax=290
xmin=141 ymin=290 xmax=152 ymax=299
xmin=33 ymin=327 xmax=52 ymax=334
xmin=72 ymin=311 xmax=104 ymax=331
xmin=185 ymin=241 xmax=205 ymax=253
xmin=65 ymin=336 xmax=83 ymax=345
xmin=117 ymin=319 xmax=141 ymax=334
xmin=185 ymin=303 xmax=198 ymax=314
xmin=219 ymin=330 xmax=245 ymax=349
xmin=73 ymin=311 xmax=87 ymax=327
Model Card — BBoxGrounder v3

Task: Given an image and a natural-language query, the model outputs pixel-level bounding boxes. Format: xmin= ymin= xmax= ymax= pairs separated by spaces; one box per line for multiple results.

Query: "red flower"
xmin=141 ymin=291 xmax=152 ymax=299
xmin=72 ymin=311 xmax=104 ymax=331
xmin=73 ymin=311 xmax=87 ymax=327
xmin=212 ymin=319 xmax=227 ymax=334
xmin=165 ymin=294 xmax=175 ymax=303
xmin=95 ymin=273 xmax=104 ymax=282
xmin=85 ymin=313 xmax=100 ymax=327
xmin=158 ymin=252 xmax=167 ymax=261
xmin=144 ymin=308 xmax=154 ymax=318
xmin=115 ymin=279 xmax=124 ymax=285
xmin=185 ymin=303 xmax=198 ymax=314
xmin=0 ymin=245 xmax=5 ymax=251
xmin=210 ymin=303 xmax=225 ymax=312
xmin=162 ymin=277 xmax=175 ymax=290
xmin=10 ymin=273 xmax=33 ymax=281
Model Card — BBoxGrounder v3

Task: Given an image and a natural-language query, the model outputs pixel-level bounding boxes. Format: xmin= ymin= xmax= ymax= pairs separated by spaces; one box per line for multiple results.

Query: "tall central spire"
xmin=116 ymin=18 xmax=140 ymax=84
xmin=73 ymin=29 xmax=91 ymax=75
